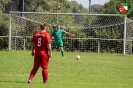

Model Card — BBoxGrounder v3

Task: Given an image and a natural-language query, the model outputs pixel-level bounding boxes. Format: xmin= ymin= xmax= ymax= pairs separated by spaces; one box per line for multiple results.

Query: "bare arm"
xmin=47 ymin=43 xmax=52 ymax=58
xmin=66 ymin=32 xmax=75 ymax=36
xmin=31 ymin=42 xmax=35 ymax=56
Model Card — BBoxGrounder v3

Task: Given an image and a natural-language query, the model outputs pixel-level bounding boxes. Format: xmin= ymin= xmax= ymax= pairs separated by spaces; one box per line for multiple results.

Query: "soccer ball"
xmin=76 ymin=55 xmax=80 ymax=60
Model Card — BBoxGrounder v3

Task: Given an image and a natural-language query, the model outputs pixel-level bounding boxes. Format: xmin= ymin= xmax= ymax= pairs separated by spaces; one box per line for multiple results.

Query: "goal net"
xmin=9 ymin=11 xmax=133 ymax=54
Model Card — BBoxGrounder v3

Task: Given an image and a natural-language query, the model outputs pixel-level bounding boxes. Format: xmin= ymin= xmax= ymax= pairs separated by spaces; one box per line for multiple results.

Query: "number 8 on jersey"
xmin=38 ymin=38 xmax=42 ymax=47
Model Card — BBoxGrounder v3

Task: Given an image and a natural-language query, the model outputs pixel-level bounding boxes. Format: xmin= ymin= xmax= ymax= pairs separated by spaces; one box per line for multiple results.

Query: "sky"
xmin=69 ymin=0 xmax=110 ymax=8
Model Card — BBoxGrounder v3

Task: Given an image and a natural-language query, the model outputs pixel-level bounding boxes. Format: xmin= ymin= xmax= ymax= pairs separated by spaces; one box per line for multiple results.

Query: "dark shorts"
xmin=55 ymin=41 xmax=63 ymax=49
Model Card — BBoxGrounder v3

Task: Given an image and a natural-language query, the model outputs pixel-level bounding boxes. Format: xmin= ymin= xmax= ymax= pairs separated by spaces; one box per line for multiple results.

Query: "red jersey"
xmin=32 ymin=31 xmax=51 ymax=55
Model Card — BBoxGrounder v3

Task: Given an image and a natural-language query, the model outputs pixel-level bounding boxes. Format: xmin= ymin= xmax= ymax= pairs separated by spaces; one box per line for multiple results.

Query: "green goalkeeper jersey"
xmin=52 ymin=29 xmax=66 ymax=42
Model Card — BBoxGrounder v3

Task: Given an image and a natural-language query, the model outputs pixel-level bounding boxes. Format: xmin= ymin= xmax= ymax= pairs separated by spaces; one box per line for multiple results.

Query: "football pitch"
xmin=0 ymin=51 xmax=133 ymax=88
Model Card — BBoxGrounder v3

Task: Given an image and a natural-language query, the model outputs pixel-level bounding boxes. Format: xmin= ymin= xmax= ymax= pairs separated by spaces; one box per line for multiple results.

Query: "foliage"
xmin=0 ymin=12 xmax=9 ymax=50
xmin=0 ymin=25 xmax=8 ymax=50
xmin=1 ymin=0 xmax=88 ymax=13
xmin=0 ymin=0 xmax=88 ymax=50
xmin=101 ymin=0 xmax=133 ymax=53
xmin=91 ymin=4 xmax=103 ymax=13
xmin=0 ymin=0 xmax=132 ymax=54
xmin=102 ymin=0 xmax=116 ymax=14
xmin=102 ymin=0 xmax=133 ymax=19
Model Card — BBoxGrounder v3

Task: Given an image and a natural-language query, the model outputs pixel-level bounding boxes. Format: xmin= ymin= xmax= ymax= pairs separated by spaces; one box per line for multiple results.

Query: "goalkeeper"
xmin=51 ymin=24 xmax=75 ymax=58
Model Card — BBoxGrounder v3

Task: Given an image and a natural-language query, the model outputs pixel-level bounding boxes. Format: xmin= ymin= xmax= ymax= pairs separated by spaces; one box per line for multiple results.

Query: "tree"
xmin=0 ymin=14 xmax=9 ymax=50
xmin=18 ymin=0 xmax=23 ymax=11
xmin=102 ymin=0 xmax=133 ymax=19
xmin=0 ymin=0 xmax=11 ymax=13
xmin=0 ymin=0 xmax=10 ymax=50
xmin=102 ymin=0 xmax=116 ymax=14
xmin=91 ymin=4 xmax=103 ymax=13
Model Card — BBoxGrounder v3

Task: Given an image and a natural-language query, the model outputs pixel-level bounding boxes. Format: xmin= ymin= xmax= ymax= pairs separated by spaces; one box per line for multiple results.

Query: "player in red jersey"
xmin=28 ymin=23 xmax=52 ymax=84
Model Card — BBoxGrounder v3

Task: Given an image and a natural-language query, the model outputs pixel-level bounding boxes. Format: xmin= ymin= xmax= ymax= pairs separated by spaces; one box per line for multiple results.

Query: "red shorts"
xmin=33 ymin=54 xmax=49 ymax=69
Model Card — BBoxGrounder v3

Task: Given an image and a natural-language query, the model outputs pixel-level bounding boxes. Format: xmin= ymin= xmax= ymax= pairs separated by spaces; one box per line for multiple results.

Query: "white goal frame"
xmin=8 ymin=11 xmax=128 ymax=55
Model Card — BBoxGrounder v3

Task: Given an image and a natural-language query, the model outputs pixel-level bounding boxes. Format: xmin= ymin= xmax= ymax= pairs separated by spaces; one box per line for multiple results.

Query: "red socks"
xmin=42 ymin=69 xmax=48 ymax=83
xmin=29 ymin=68 xmax=38 ymax=80
xmin=28 ymin=68 xmax=48 ymax=83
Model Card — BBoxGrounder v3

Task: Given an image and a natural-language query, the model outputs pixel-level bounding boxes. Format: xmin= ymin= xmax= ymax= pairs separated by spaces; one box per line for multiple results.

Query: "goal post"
xmin=8 ymin=11 xmax=133 ymax=54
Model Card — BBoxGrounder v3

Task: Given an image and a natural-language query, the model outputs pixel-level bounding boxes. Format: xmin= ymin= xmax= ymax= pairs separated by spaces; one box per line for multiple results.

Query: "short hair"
xmin=40 ymin=23 xmax=47 ymax=30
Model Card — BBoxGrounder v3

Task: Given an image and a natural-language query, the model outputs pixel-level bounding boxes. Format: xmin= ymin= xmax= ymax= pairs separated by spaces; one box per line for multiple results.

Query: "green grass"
xmin=0 ymin=51 xmax=133 ymax=88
